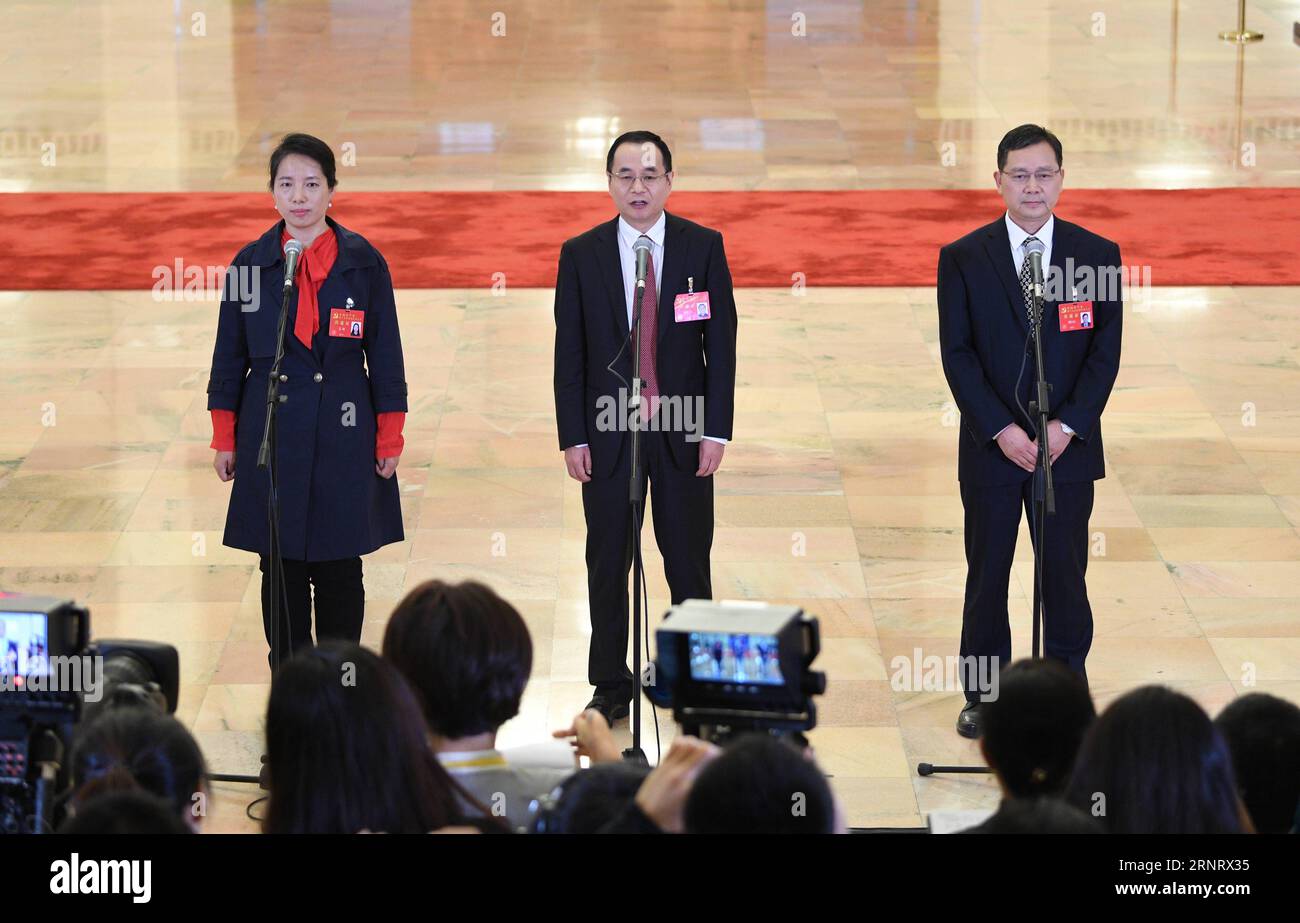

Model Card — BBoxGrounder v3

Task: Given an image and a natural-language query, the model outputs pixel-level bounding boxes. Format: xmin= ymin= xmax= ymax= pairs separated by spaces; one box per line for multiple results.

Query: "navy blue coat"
xmin=207 ymin=218 xmax=408 ymax=561
xmin=937 ymin=216 xmax=1123 ymax=487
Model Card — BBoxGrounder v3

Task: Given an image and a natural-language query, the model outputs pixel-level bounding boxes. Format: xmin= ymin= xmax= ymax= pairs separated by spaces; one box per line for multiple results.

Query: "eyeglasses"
xmin=608 ymin=171 xmax=667 ymax=189
xmin=1002 ymin=169 xmax=1061 ymax=185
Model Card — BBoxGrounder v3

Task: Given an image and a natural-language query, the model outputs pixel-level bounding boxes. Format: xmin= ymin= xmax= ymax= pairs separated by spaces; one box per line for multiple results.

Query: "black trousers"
xmin=958 ymin=477 xmax=1094 ymax=703
xmin=582 ymin=429 xmax=714 ymax=697
xmin=259 ymin=555 xmax=365 ymax=670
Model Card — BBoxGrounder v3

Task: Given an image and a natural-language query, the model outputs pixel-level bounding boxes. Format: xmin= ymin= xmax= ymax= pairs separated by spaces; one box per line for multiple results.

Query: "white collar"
xmin=1005 ymin=211 xmax=1054 ymax=250
xmin=618 ymin=211 xmax=667 ymax=249
xmin=436 ymin=748 xmax=508 ymax=773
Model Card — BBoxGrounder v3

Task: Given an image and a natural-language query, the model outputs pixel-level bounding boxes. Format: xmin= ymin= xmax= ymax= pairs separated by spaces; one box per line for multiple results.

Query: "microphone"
xmin=1025 ymin=237 xmax=1046 ymax=303
xmin=282 ymin=238 xmax=304 ymax=290
xmin=632 ymin=235 xmax=652 ymax=290
xmin=628 ymin=236 xmax=654 ymax=412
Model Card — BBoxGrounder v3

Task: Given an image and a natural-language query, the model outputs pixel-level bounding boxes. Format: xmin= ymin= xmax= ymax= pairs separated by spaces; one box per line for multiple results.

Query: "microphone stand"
xmin=209 ymin=262 xmax=295 ymax=792
xmin=918 ymin=255 xmax=1057 ymax=783
xmin=624 ymin=274 xmax=649 ymax=766
xmin=1027 ymin=263 xmax=1055 ymax=660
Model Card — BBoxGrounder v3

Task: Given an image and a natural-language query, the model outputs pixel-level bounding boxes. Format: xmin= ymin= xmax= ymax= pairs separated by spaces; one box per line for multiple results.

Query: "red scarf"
xmin=283 ymin=227 xmax=338 ymax=348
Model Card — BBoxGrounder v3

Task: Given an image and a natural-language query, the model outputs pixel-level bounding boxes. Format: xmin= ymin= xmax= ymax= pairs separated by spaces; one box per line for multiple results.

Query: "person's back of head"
xmin=264 ymin=641 xmax=464 ymax=834
xmin=980 ymin=658 xmax=1095 ymax=798
xmin=1066 ymin=685 xmax=1246 ymax=834
xmin=382 ymin=580 xmax=531 ymax=742
xmin=70 ymin=706 xmax=208 ymax=830
xmin=963 ymin=796 xmax=1102 ymax=834
xmin=1216 ymin=693 xmax=1300 ymax=834
xmin=529 ymin=762 xmax=651 ymax=834
xmin=685 ymin=734 xmax=836 ymax=834
xmin=59 ymin=790 xmax=193 ymax=835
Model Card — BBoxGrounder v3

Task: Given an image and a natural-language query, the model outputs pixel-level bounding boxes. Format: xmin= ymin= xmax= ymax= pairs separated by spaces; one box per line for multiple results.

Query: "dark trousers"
xmin=582 ymin=429 xmax=714 ymax=698
xmin=259 ymin=555 xmax=365 ymax=670
xmin=958 ymin=477 xmax=1094 ymax=703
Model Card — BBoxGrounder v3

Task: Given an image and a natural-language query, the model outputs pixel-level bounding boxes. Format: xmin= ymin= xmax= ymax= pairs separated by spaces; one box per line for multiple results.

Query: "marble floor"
xmin=1 ymin=284 xmax=1297 ymax=831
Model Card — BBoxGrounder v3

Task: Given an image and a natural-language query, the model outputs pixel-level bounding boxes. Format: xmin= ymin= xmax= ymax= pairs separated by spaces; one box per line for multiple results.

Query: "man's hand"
xmin=996 ymin=424 xmax=1036 ymax=473
xmin=376 ymin=457 xmax=399 ymax=479
xmin=552 ymin=708 xmax=622 ymax=765
xmin=634 ymin=736 xmax=721 ymax=833
xmin=1046 ymin=419 xmax=1073 ymax=465
xmin=213 ymin=451 xmax=236 ymax=482
xmin=696 ymin=440 xmax=725 ymax=477
xmin=564 ymin=445 xmax=592 ymax=483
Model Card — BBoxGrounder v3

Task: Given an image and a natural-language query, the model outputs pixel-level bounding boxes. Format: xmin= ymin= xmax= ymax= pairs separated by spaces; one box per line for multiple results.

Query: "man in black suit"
xmin=553 ymin=131 xmax=738 ymax=721
xmin=937 ymin=124 xmax=1122 ymax=739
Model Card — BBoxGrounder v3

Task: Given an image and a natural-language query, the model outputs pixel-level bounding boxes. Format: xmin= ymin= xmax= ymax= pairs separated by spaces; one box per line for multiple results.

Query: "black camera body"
xmin=647 ymin=600 xmax=826 ymax=744
xmin=0 ymin=594 xmax=179 ymax=834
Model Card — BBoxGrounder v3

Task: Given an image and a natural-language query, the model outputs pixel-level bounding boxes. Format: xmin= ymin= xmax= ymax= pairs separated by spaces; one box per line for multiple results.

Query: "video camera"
xmin=647 ymin=600 xmax=826 ymax=745
xmin=0 ymin=593 xmax=179 ymax=834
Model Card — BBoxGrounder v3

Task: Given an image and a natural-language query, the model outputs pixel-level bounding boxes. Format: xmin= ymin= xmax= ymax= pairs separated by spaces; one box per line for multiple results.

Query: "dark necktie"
xmin=1018 ymin=235 xmax=1041 ymax=324
xmin=637 ymin=236 xmax=659 ymax=422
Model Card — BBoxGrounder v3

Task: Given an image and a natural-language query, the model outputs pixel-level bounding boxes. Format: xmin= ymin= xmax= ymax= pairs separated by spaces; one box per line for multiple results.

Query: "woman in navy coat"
xmin=207 ymin=133 xmax=407 ymax=669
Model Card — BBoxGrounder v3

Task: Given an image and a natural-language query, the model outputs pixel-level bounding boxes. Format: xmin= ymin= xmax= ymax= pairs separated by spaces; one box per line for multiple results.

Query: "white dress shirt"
xmin=617 ymin=213 xmax=665 ymax=329
xmin=1005 ymin=210 xmax=1053 ymax=279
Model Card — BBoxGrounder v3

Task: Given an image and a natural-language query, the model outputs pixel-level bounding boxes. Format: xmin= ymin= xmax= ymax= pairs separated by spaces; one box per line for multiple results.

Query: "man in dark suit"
xmin=937 ymin=124 xmax=1123 ymax=738
xmin=553 ymin=130 xmax=738 ymax=721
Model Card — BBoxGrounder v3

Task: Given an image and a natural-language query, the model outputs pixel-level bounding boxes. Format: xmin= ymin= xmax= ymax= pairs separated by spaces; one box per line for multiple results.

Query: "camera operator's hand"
xmin=634 ymin=736 xmax=721 ymax=833
xmin=552 ymin=708 xmax=622 ymax=765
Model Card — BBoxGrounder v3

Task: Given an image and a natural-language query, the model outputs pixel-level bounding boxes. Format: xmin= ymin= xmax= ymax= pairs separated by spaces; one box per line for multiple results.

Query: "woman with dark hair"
xmin=978 ymin=659 xmax=1095 ymax=798
xmin=1065 ymin=685 xmax=1252 ymax=834
xmin=207 ymin=132 xmax=408 ymax=670
xmin=263 ymin=641 xmax=500 ymax=834
xmin=68 ymin=707 xmax=209 ymax=832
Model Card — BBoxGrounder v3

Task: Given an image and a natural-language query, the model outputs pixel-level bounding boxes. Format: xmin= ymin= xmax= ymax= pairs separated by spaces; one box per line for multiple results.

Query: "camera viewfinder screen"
xmin=0 ymin=612 xmax=49 ymax=677
xmin=687 ymin=631 xmax=783 ymax=685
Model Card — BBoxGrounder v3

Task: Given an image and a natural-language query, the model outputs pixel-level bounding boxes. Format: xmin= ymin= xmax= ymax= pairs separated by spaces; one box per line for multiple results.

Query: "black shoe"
xmin=956 ymin=702 xmax=982 ymax=739
xmin=586 ymin=693 xmax=631 ymax=724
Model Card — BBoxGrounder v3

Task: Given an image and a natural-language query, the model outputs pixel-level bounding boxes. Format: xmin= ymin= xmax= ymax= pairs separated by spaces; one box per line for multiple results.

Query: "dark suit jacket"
xmin=937 ymin=216 xmax=1122 ymax=487
xmin=207 ymin=218 xmax=407 ymax=560
xmin=553 ymin=212 xmax=738 ymax=479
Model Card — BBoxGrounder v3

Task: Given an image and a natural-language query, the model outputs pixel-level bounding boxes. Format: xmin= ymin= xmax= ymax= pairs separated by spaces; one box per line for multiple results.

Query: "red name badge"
xmin=673 ymin=291 xmax=711 ymax=322
xmin=329 ymin=309 xmax=365 ymax=338
xmin=1059 ymin=301 xmax=1095 ymax=332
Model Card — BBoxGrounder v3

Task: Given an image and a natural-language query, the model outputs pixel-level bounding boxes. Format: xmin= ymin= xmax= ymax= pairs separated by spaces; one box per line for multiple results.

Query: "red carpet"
xmin=3 ymin=188 xmax=1297 ymax=289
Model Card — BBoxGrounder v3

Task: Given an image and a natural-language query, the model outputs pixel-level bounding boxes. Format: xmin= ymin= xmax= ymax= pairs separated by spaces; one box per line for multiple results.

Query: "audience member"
xmin=1215 ymin=693 xmax=1300 ymax=834
xmin=961 ymin=796 xmax=1101 ymax=834
xmin=685 ymin=734 xmax=841 ymax=834
xmin=264 ymin=641 xmax=502 ymax=834
xmin=59 ymin=790 xmax=194 ymax=835
xmin=1065 ymin=686 xmax=1251 ymax=833
xmin=384 ymin=579 xmax=573 ymax=830
xmin=69 ymin=706 xmax=209 ymax=831
xmin=528 ymin=761 xmax=650 ymax=834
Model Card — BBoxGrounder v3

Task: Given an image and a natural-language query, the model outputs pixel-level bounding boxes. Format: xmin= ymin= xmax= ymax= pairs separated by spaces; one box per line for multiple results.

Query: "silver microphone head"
xmin=282 ymin=238 xmax=304 ymax=288
xmin=632 ymin=235 xmax=652 ymax=287
xmin=1025 ymin=237 xmax=1046 ymax=287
